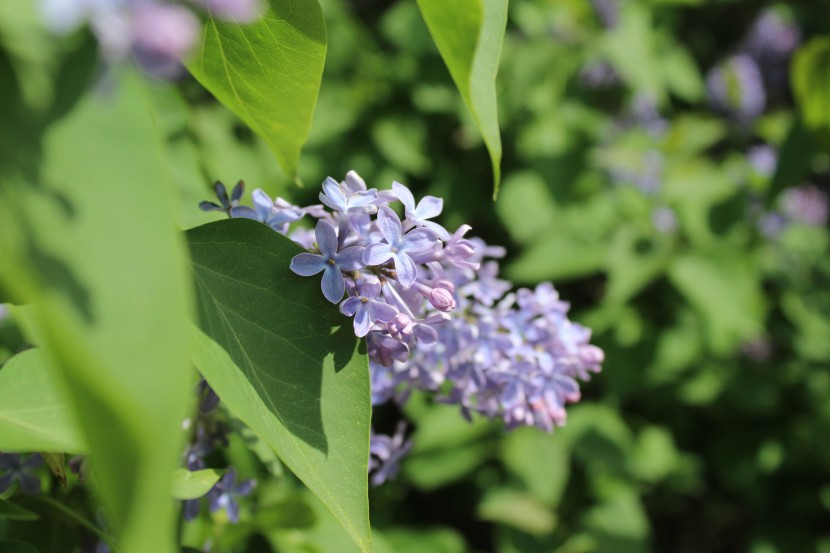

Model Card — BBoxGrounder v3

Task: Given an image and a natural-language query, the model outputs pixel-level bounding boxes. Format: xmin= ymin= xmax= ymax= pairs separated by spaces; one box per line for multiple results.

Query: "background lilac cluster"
xmin=39 ymin=0 xmax=262 ymax=78
xmin=201 ymin=172 xmax=604 ymax=484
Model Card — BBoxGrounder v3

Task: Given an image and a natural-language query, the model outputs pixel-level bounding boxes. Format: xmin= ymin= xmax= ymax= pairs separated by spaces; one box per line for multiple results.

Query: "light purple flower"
xmin=363 ymin=206 xmax=439 ymax=287
xmin=340 ymin=279 xmax=399 ymax=337
xmin=392 ymin=181 xmax=450 ymax=240
xmin=192 ymin=0 xmax=263 ymax=22
xmin=290 ymin=220 xmax=365 ymax=303
xmin=369 ymin=423 xmax=412 ymax=486
xmin=199 ymin=181 xmax=245 ymax=215
xmin=131 ymin=2 xmax=200 ymax=79
xmin=206 ymin=469 xmax=255 ymax=523
xmin=231 ymin=189 xmax=303 ymax=233
xmin=319 ymin=176 xmax=379 ymax=214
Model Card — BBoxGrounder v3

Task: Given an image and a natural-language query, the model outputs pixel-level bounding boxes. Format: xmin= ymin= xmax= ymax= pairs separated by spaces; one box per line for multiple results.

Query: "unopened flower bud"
xmin=428 ymin=288 xmax=456 ymax=312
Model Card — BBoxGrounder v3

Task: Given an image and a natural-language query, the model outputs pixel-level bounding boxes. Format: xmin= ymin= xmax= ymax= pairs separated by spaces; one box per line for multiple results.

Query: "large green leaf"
xmin=792 ymin=37 xmax=830 ymax=133
xmin=415 ymin=0 xmax=507 ymax=197
xmin=0 ymin=71 xmax=193 ymax=553
xmin=186 ymin=218 xmax=371 ymax=553
xmin=186 ymin=0 xmax=327 ymax=182
xmin=0 ymin=349 xmax=84 ymax=453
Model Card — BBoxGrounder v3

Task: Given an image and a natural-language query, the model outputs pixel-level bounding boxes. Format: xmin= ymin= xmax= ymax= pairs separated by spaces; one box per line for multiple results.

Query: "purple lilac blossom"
xmin=200 ymin=181 xmax=246 ymax=216
xmin=706 ymin=54 xmax=766 ymax=122
xmin=38 ymin=0 xmax=262 ymax=79
xmin=0 ymin=453 xmax=43 ymax=494
xmin=780 ymin=184 xmax=829 ymax=227
xmin=369 ymin=423 xmax=413 ymax=486
xmin=362 ymin=207 xmax=440 ymax=287
xmin=290 ymin=219 xmax=365 ymax=303
xmin=207 ymin=470 xmax=256 ymax=523
xmin=199 ymin=171 xmax=605 ymax=481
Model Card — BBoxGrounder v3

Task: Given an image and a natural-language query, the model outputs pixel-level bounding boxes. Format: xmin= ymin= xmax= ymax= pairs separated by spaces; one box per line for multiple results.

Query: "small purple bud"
xmin=429 ymin=288 xmax=456 ymax=312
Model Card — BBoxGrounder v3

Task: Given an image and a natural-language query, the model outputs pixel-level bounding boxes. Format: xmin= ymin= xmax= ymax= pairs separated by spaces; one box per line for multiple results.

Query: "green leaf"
xmin=0 ymin=541 xmax=41 ymax=553
xmin=767 ymin=119 xmax=816 ymax=205
xmin=0 ymin=500 xmax=39 ymax=521
xmin=478 ymin=488 xmax=556 ymax=536
xmin=502 ymin=428 xmax=570 ymax=508
xmin=0 ymin=349 xmax=84 ymax=453
xmin=667 ymin=253 xmax=764 ymax=353
xmin=415 ymin=0 xmax=507 ymax=197
xmin=40 ymin=452 xmax=67 ymax=488
xmin=792 ymin=37 xmax=830 ymax=133
xmin=186 ymin=218 xmax=371 ymax=553
xmin=171 ymin=468 xmax=224 ymax=500
xmin=0 ymin=71 xmax=193 ymax=553
xmin=185 ymin=0 xmax=327 ymax=182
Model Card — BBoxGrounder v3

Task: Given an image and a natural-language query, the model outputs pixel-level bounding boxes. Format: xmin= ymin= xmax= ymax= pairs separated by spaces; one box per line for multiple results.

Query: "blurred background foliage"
xmin=2 ymin=0 xmax=830 ymax=552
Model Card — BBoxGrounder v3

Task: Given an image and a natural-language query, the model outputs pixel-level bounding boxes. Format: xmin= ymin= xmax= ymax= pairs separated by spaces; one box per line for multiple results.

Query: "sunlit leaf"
xmin=415 ymin=0 xmax=507 ymax=196
xmin=186 ymin=0 xmax=327 ymax=183
xmin=0 ymin=349 xmax=83 ymax=454
xmin=187 ymin=218 xmax=371 ymax=553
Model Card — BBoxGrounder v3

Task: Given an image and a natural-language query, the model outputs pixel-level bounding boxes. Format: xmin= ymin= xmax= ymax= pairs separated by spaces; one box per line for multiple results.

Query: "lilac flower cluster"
xmin=706 ymin=9 xmax=801 ymax=122
xmin=38 ymin=0 xmax=262 ymax=78
xmin=201 ymin=172 xmax=605 ymax=484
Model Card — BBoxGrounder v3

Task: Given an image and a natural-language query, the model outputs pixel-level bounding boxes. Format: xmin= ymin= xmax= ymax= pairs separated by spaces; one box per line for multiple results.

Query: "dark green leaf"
xmin=0 ymin=349 xmax=84 ymax=454
xmin=415 ymin=0 xmax=507 ymax=196
xmin=187 ymin=218 xmax=371 ymax=553
xmin=186 ymin=0 xmax=327 ymax=182
xmin=0 ymin=500 xmax=39 ymax=521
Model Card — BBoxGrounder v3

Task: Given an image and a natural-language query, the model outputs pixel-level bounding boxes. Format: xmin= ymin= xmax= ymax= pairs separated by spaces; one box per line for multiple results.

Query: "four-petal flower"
xmin=362 ymin=206 xmax=439 ymax=287
xmin=340 ymin=279 xmax=399 ymax=337
xmin=392 ymin=181 xmax=450 ymax=240
xmin=290 ymin=219 xmax=365 ymax=303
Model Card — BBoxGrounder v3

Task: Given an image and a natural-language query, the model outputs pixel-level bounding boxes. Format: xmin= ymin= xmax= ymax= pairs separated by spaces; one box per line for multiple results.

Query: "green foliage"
xmin=0 ymin=349 xmax=83 ymax=453
xmin=171 ymin=468 xmax=224 ymax=500
xmin=187 ymin=219 xmax=372 ymax=553
xmin=415 ymin=0 xmax=507 ymax=196
xmin=186 ymin=0 xmax=327 ymax=183
xmin=793 ymin=37 xmax=830 ymax=133
xmin=0 ymin=70 xmax=193 ymax=553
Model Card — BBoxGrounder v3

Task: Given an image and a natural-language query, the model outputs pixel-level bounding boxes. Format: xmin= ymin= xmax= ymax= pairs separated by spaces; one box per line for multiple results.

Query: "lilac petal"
xmin=335 ymin=246 xmax=366 ymax=270
xmin=392 ymin=252 xmax=418 ymax=287
xmin=229 ymin=205 xmax=259 ymax=219
xmin=183 ymin=498 xmax=201 ymax=521
xmin=392 ymin=181 xmax=416 ymax=212
xmin=353 ymin=305 xmax=372 ymax=337
xmin=230 ymin=180 xmax=245 ymax=202
xmin=368 ymin=300 xmax=398 ymax=323
xmin=420 ymin=219 xmax=451 ymax=241
xmin=315 ymin=219 xmax=338 ymax=256
xmin=290 ymin=253 xmax=326 ymax=276
xmin=321 ymin=177 xmax=347 ymax=211
xmin=414 ymin=195 xmax=443 ymax=220
xmin=226 ymin=498 xmax=241 ymax=523
xmin=199 ymin=201 xmax=223 ymax=212
xmin=340 ymin=296 xmax=362 ymax=317
xmin=18 ymin=473 xmax=41 ymax=494
xmin=252 ymin=188 xmax=273 ymax=213
xmin=357 ymin=278 xmax=382 ymax=299
xmin=363 ymin=243 xmax=394 ymax=266
xmin=0 ymin=473 xmax=13 ymax=494
xmin=321 ymin=265 xmax=345 ymax=303
xmin=376 ymin=206 xmax=403 ymax=245
xmin=347 ymin=190 xmax=379 ymax=209
xmin=233 ymin=479 xmax=256 ymax=496
xmin=401 ymin=228 xmax=438 ymax=253
xmin=345 ymin=170 xmax=367 ymax=193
